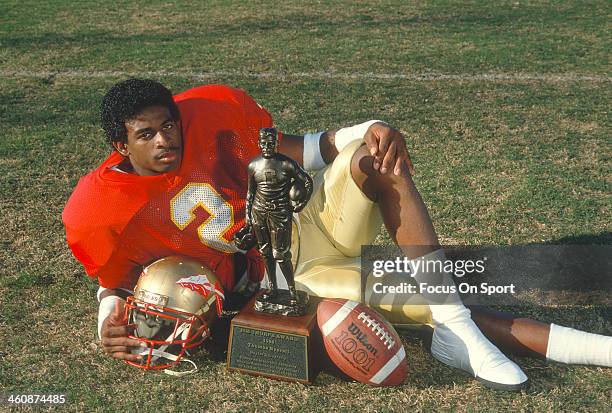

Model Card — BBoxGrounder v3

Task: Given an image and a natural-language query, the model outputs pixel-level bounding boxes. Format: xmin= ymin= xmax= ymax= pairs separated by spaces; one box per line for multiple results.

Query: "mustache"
xmin=155 ymin=147 xmax=180 ymax=159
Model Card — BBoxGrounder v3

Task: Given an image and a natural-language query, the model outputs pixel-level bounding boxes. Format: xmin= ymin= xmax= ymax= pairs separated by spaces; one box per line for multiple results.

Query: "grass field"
xmin=0 ymin=0 xmax=610 ymax=411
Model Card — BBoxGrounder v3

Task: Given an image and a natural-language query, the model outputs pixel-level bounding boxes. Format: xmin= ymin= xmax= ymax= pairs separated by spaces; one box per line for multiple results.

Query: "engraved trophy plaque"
xmin=227 ymin=128 xmax=321 ymax=383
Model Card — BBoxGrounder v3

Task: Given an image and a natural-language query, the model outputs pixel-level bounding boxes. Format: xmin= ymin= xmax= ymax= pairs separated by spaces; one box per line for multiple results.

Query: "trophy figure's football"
xmin=317 ymin=298 xmax=408 ymax=386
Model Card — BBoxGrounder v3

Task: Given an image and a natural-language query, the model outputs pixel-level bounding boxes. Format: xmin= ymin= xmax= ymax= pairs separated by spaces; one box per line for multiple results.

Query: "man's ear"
xmin=112 ymin=140 xmax=130 ymax=157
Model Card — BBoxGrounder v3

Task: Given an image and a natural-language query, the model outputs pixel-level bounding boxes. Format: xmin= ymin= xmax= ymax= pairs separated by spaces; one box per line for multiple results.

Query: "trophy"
xmin=227 ymin=128 xmax=322 ymax=383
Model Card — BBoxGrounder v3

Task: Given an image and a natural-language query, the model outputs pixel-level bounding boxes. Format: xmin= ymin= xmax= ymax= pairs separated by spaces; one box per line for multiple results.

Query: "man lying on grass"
xmin=63 ymin=79 xmax=611 ymax=390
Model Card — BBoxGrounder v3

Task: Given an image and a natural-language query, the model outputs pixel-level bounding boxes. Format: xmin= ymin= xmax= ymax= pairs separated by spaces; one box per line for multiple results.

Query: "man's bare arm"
xmin=278 ymin=123 xmax=413 ymax=175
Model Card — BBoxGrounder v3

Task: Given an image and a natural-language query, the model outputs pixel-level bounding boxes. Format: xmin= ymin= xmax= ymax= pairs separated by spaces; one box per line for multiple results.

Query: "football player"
xmin=63 ymin=79 xmax=611 ymax=390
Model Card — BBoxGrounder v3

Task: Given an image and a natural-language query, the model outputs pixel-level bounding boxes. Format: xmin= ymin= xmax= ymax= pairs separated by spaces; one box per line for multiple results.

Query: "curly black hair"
xmin=100 ymin=78 xmax=180 ymax=147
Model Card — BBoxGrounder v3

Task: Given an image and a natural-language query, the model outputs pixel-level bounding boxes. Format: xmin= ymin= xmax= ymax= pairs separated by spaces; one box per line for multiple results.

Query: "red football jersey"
xmin=62 ymin=85 xmax=273 ymax=290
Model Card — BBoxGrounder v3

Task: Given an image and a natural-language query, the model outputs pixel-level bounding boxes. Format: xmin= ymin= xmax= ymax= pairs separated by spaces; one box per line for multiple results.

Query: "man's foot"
xmin=431 ymin=319 xmax=528 ymax=391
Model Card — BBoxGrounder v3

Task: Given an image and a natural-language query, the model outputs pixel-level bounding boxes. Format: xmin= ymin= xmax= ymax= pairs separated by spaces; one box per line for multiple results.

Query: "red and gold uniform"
xmin=64 ymin=84 xmax=430 ymax=325
xmin=62 ymin=85 xmax=272 ymax=291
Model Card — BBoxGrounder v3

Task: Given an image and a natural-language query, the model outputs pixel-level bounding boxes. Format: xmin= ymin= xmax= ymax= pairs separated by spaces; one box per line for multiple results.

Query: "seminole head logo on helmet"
xmin=124 ymin=256 xmax=224 ymax=376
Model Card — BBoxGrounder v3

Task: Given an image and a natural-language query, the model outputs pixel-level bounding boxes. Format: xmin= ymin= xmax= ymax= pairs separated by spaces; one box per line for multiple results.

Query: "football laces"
xmin=357 ymin=312 xmax=396 ymax=349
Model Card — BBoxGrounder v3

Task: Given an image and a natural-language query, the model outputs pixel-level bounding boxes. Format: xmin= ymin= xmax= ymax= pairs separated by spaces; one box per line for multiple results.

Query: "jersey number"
xmin=170 ymin=183 xmax=237 ymax=253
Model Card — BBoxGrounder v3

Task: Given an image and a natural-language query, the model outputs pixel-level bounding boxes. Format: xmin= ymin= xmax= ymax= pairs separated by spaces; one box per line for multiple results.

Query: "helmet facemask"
xmin=122 ymin=256 xmax=225 ymax=376
xmin=125 ymin=297 xmax=210 ymax=374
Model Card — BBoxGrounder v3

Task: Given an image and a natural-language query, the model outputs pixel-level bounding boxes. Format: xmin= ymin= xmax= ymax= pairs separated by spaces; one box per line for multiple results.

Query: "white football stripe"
xmin=321 ymin=300 xmax=360 ymax=337
xmin=369 ymin=345 xmax=406 ymax=385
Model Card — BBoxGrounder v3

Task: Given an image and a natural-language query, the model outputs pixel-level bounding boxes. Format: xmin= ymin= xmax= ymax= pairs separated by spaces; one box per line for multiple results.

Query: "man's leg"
xmin=350 ymin=143 xmax=611 ymax=369
xmin=349 ymin=144 xmax=532 ymax=389
xmin=470 ymin=306 xmax=611 ymax=366
xmin=296 ymin=141 xmax=528 ymax=390
xmin=295 ymin=142 xmax=610 ymax=384
xmin=294 ymin=138 xmax=432 ymax=322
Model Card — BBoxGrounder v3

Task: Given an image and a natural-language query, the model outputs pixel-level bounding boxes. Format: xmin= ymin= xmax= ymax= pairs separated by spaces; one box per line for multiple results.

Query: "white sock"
xmin=407 ymin=249 xmax=473 ymax=323
xmin=409 ymin=249 xmax=527 ymax=389
xmin=547 ymin=323 xmax=612 ymax=367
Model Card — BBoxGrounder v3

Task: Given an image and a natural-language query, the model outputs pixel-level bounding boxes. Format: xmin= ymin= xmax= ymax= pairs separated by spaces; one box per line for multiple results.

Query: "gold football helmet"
xmin=124 ymin=256 xmax=224 ymax=376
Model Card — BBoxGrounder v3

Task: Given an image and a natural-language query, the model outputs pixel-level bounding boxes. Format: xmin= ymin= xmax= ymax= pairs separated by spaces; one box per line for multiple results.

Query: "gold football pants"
xmin=294 ymin=141 xmax=433 ymax=327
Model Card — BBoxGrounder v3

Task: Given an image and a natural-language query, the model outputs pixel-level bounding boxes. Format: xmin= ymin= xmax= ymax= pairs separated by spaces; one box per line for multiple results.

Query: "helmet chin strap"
xmin=133 ymin=322 xmax=201 ymax=377
xmin=132 ymin=347 xmax=198 ymax=377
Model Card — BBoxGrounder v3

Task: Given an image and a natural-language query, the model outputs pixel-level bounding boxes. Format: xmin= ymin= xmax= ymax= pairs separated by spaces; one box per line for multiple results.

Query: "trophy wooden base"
xmin=227 ymin=291 xmax=322 ymax=384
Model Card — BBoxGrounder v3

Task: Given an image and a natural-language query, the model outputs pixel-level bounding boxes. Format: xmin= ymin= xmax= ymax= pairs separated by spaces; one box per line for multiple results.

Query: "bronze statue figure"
xmin=239 ymin=128 xmax=313 ymax=315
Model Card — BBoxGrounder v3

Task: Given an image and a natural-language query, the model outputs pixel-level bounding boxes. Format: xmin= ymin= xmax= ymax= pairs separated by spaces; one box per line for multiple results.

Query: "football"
xmin=289 ymin=181 xmax=305 ymax=202
xmin=317 ymin=298 xmax=407 ymax=386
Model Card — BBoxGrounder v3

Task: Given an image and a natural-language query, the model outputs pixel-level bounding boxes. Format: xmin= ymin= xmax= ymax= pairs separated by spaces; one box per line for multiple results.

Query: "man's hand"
xmin=100 ymin=299 xmax=144 ymax=362
xmin=363 ymin=122 xmax=414 ymax=176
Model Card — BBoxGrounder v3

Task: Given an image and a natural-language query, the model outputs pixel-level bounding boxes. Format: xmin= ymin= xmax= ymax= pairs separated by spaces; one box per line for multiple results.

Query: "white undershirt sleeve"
xmin=302 ymin=132 xmax=326 ymax=171
xmin=334 ymin=120 xmax=383 ymax=152
xmin=96 ymin=286 xmax=132 ymax=340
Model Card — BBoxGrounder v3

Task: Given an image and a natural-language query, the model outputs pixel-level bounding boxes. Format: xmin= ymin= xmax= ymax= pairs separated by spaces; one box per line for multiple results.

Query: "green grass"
xmin=0 ymin=1 xmax=610 ymax=411
xmin=1 ymin=1 xmax=610 ymax=74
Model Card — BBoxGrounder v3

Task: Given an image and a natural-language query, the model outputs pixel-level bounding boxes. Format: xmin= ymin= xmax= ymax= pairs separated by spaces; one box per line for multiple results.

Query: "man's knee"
xmin=350 ymin=144 xmax=409 ymax=202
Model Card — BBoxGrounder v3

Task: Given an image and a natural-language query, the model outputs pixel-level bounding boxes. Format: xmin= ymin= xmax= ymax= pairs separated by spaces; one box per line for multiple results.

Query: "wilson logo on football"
xmin=346 ymin=322 xmax=379 ymax=355
xmin=176 ymin=274 xmax=225 ymax=314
